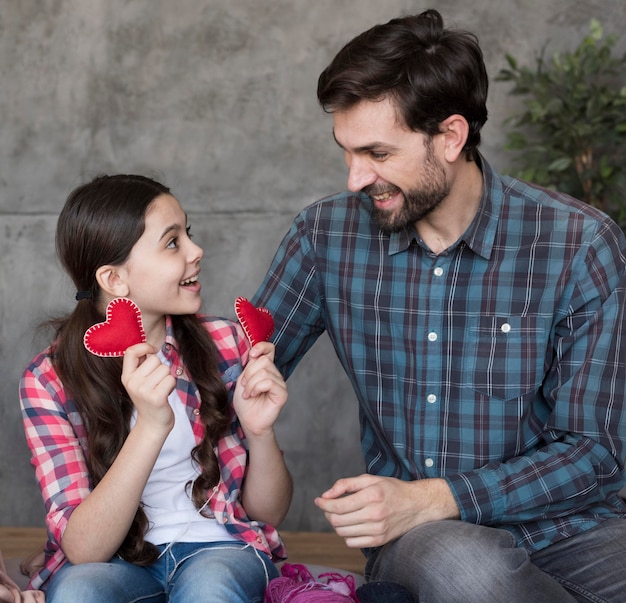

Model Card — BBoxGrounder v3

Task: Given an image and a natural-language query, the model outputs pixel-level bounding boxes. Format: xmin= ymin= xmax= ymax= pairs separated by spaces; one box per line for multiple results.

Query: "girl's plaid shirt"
xmin=20 ymin=315 xmax=287 ymax=590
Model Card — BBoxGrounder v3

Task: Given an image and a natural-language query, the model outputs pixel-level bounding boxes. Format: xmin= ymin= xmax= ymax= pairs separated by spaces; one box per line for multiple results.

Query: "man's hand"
xmin=314 ymin=474 xmax=460 ymax=548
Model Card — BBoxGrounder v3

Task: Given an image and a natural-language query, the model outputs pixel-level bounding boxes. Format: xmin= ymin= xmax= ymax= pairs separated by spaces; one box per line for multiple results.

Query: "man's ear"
xmin=96 ymin=265 xmax=130 ymax=298
xmin=439 ymin=114 xmax=469 ymax=163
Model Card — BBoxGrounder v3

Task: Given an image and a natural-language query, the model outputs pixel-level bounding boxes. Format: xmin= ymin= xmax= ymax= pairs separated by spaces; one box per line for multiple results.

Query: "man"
xmin=253 ymin=9 xmax=626 ymax=602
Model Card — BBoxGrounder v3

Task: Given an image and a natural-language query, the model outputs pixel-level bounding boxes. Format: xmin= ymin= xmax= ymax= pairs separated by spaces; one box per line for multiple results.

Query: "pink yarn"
xmin=265 ymin=563 xmax=360 ymax=602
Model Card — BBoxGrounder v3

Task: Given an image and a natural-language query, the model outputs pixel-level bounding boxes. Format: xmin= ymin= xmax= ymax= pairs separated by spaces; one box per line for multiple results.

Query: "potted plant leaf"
xmin=496 ymin=19 xmax=626 ymax=229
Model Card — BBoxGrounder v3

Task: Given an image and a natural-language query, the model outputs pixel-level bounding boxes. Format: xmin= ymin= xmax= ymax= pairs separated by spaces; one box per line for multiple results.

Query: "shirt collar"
xmin=162 ymin=315 xmax=178 ymax=351
xmin=386 ymin=153 xmax=502 ymax=260
xmin=388 ymin=229 xmax=415 ymax=255
xmin=460 ymin=154 xmax=502 ymax=261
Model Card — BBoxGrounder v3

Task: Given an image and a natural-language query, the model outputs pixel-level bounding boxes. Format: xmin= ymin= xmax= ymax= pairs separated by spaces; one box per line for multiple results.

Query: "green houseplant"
xmin=496 ymin=19 xmax=626 ymax=229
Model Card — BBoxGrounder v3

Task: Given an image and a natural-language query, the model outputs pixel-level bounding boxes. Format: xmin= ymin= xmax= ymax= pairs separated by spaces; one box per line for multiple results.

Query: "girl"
xmin=19 ymin=174 xmax=292 ymax=602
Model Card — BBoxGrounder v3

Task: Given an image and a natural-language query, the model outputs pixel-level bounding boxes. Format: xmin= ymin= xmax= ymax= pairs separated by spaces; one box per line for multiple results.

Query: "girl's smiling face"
xmin=117 ymin=194 xmax=203 ymax=338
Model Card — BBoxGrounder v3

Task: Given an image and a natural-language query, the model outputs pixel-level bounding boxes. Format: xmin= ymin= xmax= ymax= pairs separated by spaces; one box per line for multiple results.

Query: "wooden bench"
xmin=0 ymin=526 xmax=366 ymax=588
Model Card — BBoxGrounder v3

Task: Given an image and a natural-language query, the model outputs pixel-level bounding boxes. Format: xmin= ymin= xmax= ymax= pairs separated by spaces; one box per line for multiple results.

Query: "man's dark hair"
xmin=317 ymin=9 xmax=488 ymax=157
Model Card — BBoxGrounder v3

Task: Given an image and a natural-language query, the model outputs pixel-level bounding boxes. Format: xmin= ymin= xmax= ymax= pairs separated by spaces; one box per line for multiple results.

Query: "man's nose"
xmin=346 ymin=157 xmax=377 ymax=193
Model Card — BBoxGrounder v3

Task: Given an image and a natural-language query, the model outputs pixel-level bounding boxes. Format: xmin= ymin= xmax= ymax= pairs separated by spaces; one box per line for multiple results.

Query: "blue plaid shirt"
xmin=253 ymin=156 xmax=626 ymax=553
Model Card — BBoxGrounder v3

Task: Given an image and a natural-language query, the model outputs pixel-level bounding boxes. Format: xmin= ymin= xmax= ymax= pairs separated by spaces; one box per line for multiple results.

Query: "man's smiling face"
xmin=333 ymin=97 xmax=451 ymax=233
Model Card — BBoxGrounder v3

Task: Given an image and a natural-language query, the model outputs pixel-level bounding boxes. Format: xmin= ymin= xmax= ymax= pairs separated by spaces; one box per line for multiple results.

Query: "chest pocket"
xmin=463 ymin=315 xmax=548 ymax=401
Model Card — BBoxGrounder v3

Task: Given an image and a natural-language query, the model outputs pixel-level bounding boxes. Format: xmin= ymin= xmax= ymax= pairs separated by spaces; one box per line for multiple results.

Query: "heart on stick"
xmin=234 ymin=297 xmax=274 ymax=346
xmin=84 ymin=297 xmax=146 ymax=357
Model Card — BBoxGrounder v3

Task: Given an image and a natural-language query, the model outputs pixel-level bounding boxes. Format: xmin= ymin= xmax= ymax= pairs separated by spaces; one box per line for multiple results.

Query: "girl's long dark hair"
xmin=51 ymin=174 xmax=229 ymax=565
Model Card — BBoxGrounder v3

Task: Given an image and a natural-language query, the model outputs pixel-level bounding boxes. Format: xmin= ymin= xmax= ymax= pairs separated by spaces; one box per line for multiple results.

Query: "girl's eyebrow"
xmin=158 ymin=213 xmax=188 ymax=241
xmin=159 ymin=223 xmax=183 ymax=241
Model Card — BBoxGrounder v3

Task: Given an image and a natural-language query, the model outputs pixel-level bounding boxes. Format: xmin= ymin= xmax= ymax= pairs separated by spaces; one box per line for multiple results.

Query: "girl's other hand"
xmin=234 ymin=342 xmax=287 ymax=438
xmin=121 ymin=343 xmax=175 ymax=432
xmin=247 ymin=340 xmax=275 ymax=363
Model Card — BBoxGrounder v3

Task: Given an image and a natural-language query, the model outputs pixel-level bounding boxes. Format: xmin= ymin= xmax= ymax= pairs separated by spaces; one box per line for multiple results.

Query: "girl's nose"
xmin=188 ymin=239 xmax=203 ymax=263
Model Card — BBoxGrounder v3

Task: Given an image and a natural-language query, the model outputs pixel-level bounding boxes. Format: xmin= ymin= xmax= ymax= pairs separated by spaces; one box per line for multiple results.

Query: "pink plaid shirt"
xmin=20 ymin=315 xmax=287 ymax=590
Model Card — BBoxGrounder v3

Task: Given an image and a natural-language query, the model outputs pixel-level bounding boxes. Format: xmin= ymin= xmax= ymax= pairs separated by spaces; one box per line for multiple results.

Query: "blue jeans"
xmin=45 ymin=541 xmax=278 ymax=603
xmin=364 ymin=518 xmax=626 ymax=602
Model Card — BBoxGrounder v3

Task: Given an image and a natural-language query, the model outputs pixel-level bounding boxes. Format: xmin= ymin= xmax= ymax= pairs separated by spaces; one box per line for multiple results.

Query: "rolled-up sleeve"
xmin=20 ymin=354 xmax=92 ymax=544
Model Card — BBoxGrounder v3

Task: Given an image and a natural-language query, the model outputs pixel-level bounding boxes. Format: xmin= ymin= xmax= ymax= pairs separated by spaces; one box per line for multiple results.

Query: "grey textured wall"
xmin=1 ymin=0 xmax=625 ymax=532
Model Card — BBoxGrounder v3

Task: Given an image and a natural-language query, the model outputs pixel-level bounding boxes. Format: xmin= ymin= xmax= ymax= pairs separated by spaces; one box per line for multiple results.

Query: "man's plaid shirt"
xmin=254 ymin=155 xmax=626 ymax=554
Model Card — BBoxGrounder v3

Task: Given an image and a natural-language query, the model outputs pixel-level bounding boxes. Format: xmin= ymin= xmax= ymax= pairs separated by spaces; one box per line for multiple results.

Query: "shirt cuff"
xmin=444 ymin=470 xmax=506 ymax=525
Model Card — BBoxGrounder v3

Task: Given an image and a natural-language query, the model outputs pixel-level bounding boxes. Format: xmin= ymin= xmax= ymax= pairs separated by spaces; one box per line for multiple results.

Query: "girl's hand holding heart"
xmin=121 ymin=342 xmax=176 ymax=433
xmin=234 ymin=341 xmax=287 ymax=438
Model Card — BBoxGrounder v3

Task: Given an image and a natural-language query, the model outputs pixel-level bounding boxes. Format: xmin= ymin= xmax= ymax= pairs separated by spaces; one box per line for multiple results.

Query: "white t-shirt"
xmin=136 ymin=351 xmax=235 ymax=546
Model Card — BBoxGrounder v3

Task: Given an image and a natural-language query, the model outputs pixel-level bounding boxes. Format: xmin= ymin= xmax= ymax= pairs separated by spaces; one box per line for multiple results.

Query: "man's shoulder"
xmin=501 ymin=175 xmax=607 ymax=221
xmin=482 ymin=156 xmax=604 ymax=222
xmin=498 ymin=174 xmax=624 ymax=242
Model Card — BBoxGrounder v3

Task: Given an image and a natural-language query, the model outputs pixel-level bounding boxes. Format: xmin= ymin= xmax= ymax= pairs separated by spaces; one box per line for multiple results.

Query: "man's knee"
xmin=367 ymin=521 xmax=539 ymax=601
xmin=379 ymin=521 xmax=520 ymax=568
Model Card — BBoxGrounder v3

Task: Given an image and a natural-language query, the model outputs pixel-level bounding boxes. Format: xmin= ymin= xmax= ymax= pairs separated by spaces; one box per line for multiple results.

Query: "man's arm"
xmin=447 ymin=221 xmax=626 ymax=527
xmin=252 ymin=214 xmax=325 ymax=378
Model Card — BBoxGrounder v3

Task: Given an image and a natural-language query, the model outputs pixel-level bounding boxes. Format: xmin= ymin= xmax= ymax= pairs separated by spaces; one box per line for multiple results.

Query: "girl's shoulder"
xmin=196 ymin=313 xmax=241 ymax=336
xmin=196 ymin=314 xmax=249 ymax=361
xmin=21 ymin=346 xmax=57 ymax=383
xmin=20 ymin=346 xmax=69 ymax=412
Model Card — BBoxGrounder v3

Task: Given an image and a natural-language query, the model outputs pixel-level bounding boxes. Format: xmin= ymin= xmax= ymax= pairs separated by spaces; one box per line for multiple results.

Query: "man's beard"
xmin=365 ymin=141 xmax=451 ymax=234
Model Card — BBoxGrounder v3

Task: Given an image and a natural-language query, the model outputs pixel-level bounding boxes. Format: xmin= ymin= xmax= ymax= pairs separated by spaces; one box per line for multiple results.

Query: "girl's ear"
xmin=439 ymin=114 xmax=469 ymax=163
xmin=96 ymin=265 xmax=130 ymax=298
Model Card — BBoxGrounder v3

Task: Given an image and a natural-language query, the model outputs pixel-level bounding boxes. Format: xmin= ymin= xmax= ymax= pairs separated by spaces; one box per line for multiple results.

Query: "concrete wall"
xmin=1 ymin=0 xmax=624 ymax=531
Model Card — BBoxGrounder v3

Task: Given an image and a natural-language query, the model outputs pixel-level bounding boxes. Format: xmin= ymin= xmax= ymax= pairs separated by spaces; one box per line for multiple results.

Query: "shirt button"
xmin=176 ymin=368 xmax=183 ymax=376
xmin=427 ymin=332 xmax=438 ymax=342
xmin=223 ymin=516 xmax=229 ymax=524
xmin=433 ymin=266 xmax=444 ymax=277
xmin=193 ymin=408 xmax=200 ymax=416
xmin=427 ymin=394 xmax=437 ymax=404
xmin=164 ymin=344 xmax=172 ymax=352
xmin=425 ymin=458 xmax=434 ymax=468
xmin=501 ymin=323 xmax=511 ymax=333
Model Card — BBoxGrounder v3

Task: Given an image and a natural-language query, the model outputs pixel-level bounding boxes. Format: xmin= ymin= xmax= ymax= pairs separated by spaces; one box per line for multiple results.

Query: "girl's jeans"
xmin=45 ymin=541 xmax=278 ymax=603
xmin=365 ymin=518 xmax=626 ymax=602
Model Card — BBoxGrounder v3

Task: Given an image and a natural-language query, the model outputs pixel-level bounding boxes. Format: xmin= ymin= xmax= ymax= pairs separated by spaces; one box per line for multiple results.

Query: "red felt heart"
xmin=234 ymin=296 xmax=274 ymax=346
xmin=84 ymin=297 xmax=146 ymax=357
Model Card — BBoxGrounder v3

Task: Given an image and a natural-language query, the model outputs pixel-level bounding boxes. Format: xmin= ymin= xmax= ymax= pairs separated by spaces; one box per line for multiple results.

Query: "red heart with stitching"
xmin=234 ymin=296 xmax=274 ymax=346
xmin=84 ymin=297 xmax=146 ymax=357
